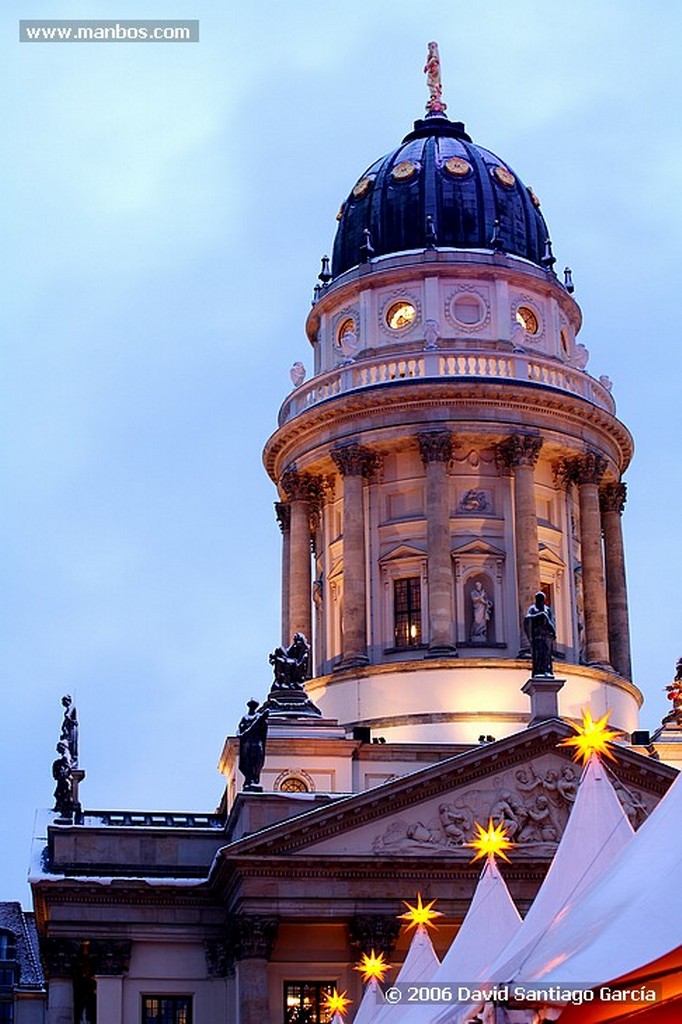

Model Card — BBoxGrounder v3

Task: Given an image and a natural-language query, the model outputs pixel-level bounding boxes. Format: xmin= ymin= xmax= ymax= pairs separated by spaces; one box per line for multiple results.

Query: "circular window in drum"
xmin=493 ymin=165 xmax=516 ymax=187
xmin=516 ymin=305 xmax=539 ymax=334
xmin=452 ymin=294 xmax=485 ymax=326
xmin=386 ymin=301 xmax=417 ymax=331
xmin=337 ymin=317 xmax=356 ymax=344
xmin=444 ymin=156 xmax=472 ymax=178
xmin=391 ymin=160 xmax=418 ymax=181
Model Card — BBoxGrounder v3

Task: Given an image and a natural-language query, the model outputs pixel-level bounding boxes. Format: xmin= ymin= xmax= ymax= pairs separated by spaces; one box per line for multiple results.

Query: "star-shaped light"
xmin=466 ymin=819 xmax=514 ymax=863
xmin=559 ymin=708 xmax=621 ymax=764
xmin=322 ymin=988 xmax=351 ymax=1017
xmin=398 ymin=892 xmax=443 ymax=931
xmin=353 ymin=949 xmax=392 ymax=984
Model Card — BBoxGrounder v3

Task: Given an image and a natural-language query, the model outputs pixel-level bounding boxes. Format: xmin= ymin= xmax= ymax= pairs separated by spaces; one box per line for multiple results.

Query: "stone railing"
xmin=86 ymin=811 xmax=225 ymax=829
xmin=278 ymin=349 xmax=616 ymax=426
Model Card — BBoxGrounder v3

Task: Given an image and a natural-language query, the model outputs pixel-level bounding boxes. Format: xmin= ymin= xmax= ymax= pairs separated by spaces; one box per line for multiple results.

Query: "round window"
xmin=278 ymin=776 xmax=310 ymax=793
xmin=453 ymin=294 xmax=484 ymax=326
xmin=386 ymin=301 xmax=416 ymax=331
xmin=337 ymin=317 xmax=356 ymax=344
xmin=516 ymin=305 xmax=539 ymax=334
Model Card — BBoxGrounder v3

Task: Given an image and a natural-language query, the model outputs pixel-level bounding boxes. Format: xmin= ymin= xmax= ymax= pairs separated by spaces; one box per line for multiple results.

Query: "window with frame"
xmin=142 ymin=996 xmax=192 ymax=1024
xmin=394 ymin=577 xmax=422 ymax=648
xmin=0 ymin=935 xmax=15 ymax=962
xmin=284 ymin=981 xmax=334 ymax=1023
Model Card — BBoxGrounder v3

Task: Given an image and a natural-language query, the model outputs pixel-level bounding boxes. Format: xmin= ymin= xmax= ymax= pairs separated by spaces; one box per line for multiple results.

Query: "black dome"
xmin=332 ymin=115 xmax=551 ymax=279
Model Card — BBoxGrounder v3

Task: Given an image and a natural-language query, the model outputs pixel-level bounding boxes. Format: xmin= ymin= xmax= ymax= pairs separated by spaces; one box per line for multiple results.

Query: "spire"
xmin=424 ymin=41 xmax=447 ymax=115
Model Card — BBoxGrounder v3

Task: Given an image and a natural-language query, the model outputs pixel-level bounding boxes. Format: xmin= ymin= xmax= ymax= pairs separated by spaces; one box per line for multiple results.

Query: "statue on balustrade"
xmin=237 ymin=700 xmax=269 ymax=790
xmin=269 ymin=632 xmax=310 ymax=689
xmin=60 ymin=694 xmax=79 ymax=766
xmin=52 ymin=742 xmax=74 ymax=818
xmin=524 ymin=591 xmax=556 ymax=678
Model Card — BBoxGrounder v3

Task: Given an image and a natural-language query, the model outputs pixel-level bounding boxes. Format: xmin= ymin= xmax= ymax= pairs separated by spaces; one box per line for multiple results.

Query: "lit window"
xmin=337 ymin=318 xmax=356 ymax=344
xmin=394 ymin=578 xmax=422 ymax=648
xmin=386 ymin=301 xmax=416 ymax=331
xmin=278 ymin=775 xmax=310 ymax=793
xmin=516 ymin=306 xmax=539 ymax=334
xmin=284 ymin=981 xmax=334 ymax=1024
xmin=142 ymin=996 xmax=192 ymax=1024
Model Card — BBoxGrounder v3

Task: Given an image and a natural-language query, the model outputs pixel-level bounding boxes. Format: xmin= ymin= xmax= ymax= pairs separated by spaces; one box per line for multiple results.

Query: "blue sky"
xmin=2 ymin=1 xmax=681 ymax=901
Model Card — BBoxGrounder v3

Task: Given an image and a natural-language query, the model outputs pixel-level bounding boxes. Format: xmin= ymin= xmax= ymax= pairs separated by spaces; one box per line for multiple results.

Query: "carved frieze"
xmin=496 ymin=434 xmax=543 ymax=471
xmin=599 ymin=482 xmax=627 ymax=516
xmin=331 ymin=442 xmax=382 ymax=479
xmin=418 ymin=430 xmax=453 ymax=466
xmin=348 ymin=915 xmax=401 ymax=958
xmin=457 ymin=489 xmax=491 ymax=514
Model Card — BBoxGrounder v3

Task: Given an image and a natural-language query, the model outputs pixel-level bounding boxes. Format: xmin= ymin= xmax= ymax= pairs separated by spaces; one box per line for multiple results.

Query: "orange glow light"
xmin=322 ymin=989 xmax=352 ymax=1017
xmin=466 ymin=819 xmax=514 ymax=863
xmin=353 ymin=949 xmax=392 ymax=984
xmin=398 ymin=892 xmax=443 ymax=931
xmin=559 ymin=708 xmax=621 ymax=764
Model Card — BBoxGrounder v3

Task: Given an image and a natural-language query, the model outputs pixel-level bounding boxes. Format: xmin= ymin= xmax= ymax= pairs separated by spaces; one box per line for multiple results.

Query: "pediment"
xmin=451 ymin=539 xmax=506 ymax=558
xmin=221 ymin=722 xmax=675 ymax=862
xmin=378 ymin=543 xmax=427 ymax=564
xmin=539 ymin=544 xmax=566 ymax=568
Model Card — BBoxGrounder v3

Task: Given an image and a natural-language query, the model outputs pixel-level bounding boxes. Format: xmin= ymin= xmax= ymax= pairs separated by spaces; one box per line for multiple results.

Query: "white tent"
xmin=370 ymin=923 xmax=441 ymax=1024
xmin=510 ymin=769 xmax=682 ymax=988
xmin=352 ymin=975 xmax=385 ymax=1024
xmin=400 ymin=856 xmax=521 ymax=1024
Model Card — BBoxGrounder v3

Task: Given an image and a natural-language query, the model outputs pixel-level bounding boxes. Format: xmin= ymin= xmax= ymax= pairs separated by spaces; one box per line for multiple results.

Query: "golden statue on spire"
xmin=424 ymin=41 xmax=447 ymax=114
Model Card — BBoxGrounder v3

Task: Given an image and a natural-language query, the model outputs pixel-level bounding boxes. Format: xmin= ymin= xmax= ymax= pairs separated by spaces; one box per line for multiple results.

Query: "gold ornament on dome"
xmin=352 ymin=176 xmax=374 ymax=198
xmin=444 ymin=156 xmax=472 ymax=177
xmin=391 ymin=160 xmax=418 ymax=181
xmin=527 ymin=185 xmax=541 ymax=208
xmin=493 ymin=165 xmax=516 ymax=187
xmin=336 ymin=202 xmax=345 ymax=222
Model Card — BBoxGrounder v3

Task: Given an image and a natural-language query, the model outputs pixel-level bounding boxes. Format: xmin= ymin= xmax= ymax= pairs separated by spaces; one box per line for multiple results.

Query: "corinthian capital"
xmin=226 ymin=915 xmax=279 ymax=961
xmin=280 ymin=465 xmax=325 ymax=504
xmin=418 ymin=430 xmax=453 ymax=465
xmin=348 ymin=915 xmax=401 ymax=958
xmin=600 ymin=481 xmax=627 ymax=515
xmin=496 ymin=433 xmax=543 ymax=470
xmin=331 ymin=442 xmax=382 ymax=479
xmin=274 ymin=501 xmax=291 ymax=533
xmin=88 ymin=940 xmax=132 ymax=976
xmin=572 ymin=451 xmax=608 ymax=486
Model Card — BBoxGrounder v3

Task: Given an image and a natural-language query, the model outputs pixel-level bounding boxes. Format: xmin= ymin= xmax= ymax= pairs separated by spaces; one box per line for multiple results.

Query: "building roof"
xmin=332 ymin=113 xmax=552 ymax=279
xmin=0 ymin=902 xmax=45 ymax=989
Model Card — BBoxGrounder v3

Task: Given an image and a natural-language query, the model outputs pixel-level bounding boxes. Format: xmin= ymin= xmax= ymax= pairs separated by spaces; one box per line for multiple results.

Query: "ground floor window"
xmin=142 ymin=996 xmax=192 ymax=1024
xmin=394 ymin=576 xmax=422 ymax=647
xmin=0 ymin=1002 xmax=13 ymax=1024
xmin=284 ymin=981 xmax=334 ymax=1023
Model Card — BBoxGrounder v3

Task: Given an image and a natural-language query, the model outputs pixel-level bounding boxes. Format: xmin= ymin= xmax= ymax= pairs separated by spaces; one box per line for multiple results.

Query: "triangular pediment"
xmin=219 ymin=722 xmax=675 ymax=863
xmin=539 ymin=544 xmax=566 ymax=568
xmin=378 ymin=543 xmax=427 ymax=564
xmin=450 ymin=539 xmax=505 ymax=558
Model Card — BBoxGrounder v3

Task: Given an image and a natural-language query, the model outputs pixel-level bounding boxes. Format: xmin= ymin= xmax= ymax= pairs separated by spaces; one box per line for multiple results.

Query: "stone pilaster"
xmin=280 ymin=467 xmax=324 ymax=646
xmin=227 ymin=916 xmax=279 ymax=1024
xmin=566 ymin=452 xmax=610 ymax=666
xmin=496 ymin=434 xmax=543 ymax=649
xmin=418 ymin=431 xmax=457 ymax=656
xmin=600 ymin=482 xmax=632 ymax=678
xmin=275 ymin=502 xmax=291 ymax=646
xmin=41 ymin=939 xmax=81 ymax=1024
xmin=331 ymin=442 xmax=381 ymax=667
xmin=348 ymin=915 xmax=401 ymax=958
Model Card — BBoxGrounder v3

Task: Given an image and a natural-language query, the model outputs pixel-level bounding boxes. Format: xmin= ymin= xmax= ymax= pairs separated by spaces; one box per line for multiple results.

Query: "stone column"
xmin=275 ymin=502 xmax=291 ymax=646
xmin=418 ymin=431 xmax=457 ymax=656
xmin=497 ymin=434 xmax=543 ymax=649
xmin=41 ymin=939 xmax=81 ymax=1024
xmin=571 ymin=452 xmax=610 ymax=666
xmin=280 ymin=467 xmax=323 ymax=648
xmin=229 ymin=916 xmax=279 ymax=1024
xmin=89 ymin=940 xmax=131 ymax=1024
xmin=331 ymin=442 xmax=380 ymax=668
xmin=600 ymin=482 xmax=632 ymax=678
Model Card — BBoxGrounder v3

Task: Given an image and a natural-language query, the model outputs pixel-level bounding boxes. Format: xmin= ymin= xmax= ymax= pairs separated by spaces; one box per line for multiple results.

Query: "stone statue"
xmin=524 ymin=591 xmax=556 ymax=678
xmin=52 ymin=741 xmax=74 ymax=818
xmin=269 ymin=632 xmax=310 ymax=689
xmin=60 ymin=695 xmax=79 ymax=766
xmin=289 ymin=361 xmax=306 ymax=388
xmin=237 ymin=700 xmax=269 ymax=790
xmin=470 ymin=581 xmax=493 ymax=642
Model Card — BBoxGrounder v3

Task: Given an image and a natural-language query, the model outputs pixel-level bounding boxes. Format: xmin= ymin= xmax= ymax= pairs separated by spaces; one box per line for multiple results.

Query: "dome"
xmin=332 ymin=114 xmax=552 ymax=279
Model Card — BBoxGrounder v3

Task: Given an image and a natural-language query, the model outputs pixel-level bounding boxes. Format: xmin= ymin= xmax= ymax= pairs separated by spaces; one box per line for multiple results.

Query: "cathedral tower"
xmin=263 ymin=49 xmax=639 ymax=744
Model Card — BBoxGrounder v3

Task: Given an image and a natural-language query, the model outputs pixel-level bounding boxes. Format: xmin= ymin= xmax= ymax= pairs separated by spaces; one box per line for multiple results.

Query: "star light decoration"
xmin=466 ymin=819 xmax=514 ymax=863
xmin=559 ymin=708 xmax=621 ymax=764
xmin=398 ymin=892 xmax=443 ymax=932
xmin=322 ymin=988 xmax=352 ymax=1018
xmin=353 ymin=949 xmax=392 ymax=984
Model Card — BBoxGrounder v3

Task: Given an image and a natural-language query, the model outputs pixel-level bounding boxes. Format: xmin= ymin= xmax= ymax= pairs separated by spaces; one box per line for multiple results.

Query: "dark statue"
xmin=52 ymin=742 xmax=74 ymax=818
xmin=269 ymin=632 xmax=310 ymax=689
xmin=60 ymin=694 xmax=79 ymax=766
xmin=524 ymin=591 xmax=556 ymax=678
xmin=237 ymin=700 xmax=269 ymax=790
